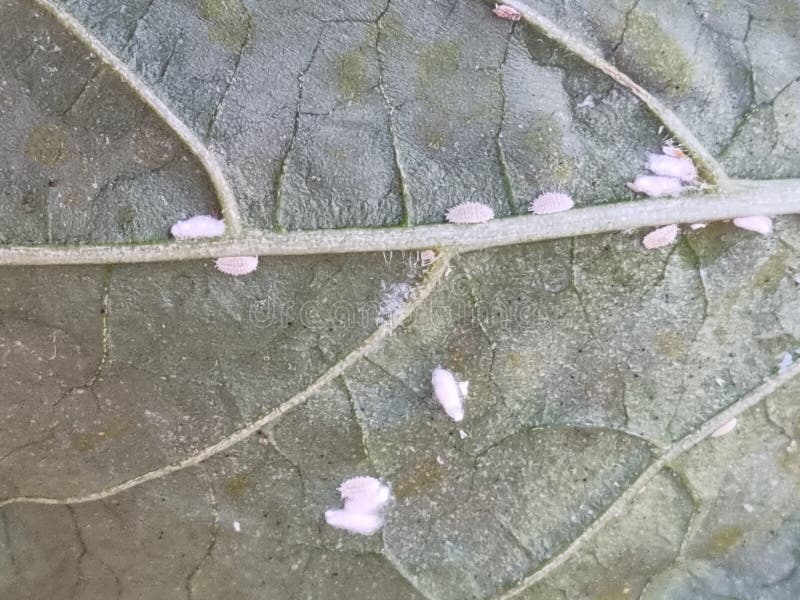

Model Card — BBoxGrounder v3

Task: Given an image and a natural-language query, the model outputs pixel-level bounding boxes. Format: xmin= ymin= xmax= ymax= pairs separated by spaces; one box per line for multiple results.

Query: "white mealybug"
xmin=214 ymin=256 xmax=259 ymax=276
xmin=528 ymin=192 xmax=575 ymax=215
xmin=689 ymin=223 xmax=707 ymax=230
xmin=626 ymin=175 xmax=684 ymax=197
xmin=431 ymin=367 xmax=468 ymax=422
xmin=324 ymin=509 xmax=384 ymax=536
xmin=338 ymin=476 xmax=391 ymax=514
xmin=492 ymin=4 xmax=521 ymax=20
xmin=642 ymin=224 xmax=679 ymax=249
xmin=325 ymin=476 xmax=392 ymax=536
xmin=711 ymin=418 xmax=737 ymax=438
xmin=170 ymin=215 xmax=225 ymax=239
xmin=445 ymin=202 xmax=495 ymax=224
xmin=733 ymin=216 xmax=773 ymax=235
xmin=645 ymin=153 xmax=697 ymax=182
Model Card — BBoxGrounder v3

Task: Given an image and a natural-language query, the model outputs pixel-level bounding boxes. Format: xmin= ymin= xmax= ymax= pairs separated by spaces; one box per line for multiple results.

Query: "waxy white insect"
xmin=339 ymin=476 xmax=392 ymax=514
xmin=432 ymin=367 xmax=468 ymax=422
xmin=642 ymin=224 xmax=679 ymax=249
xmin=445 ymin=202 xmax=495 ymax=224
xmin=627 ymin=175 xmax=684 ymax=197
xmin=324 ymin=509 xmax=384 ymax=536
xmin=645 ymin=153 xmax=697 ymax=182
xmin=689 ymin=223 xmax=707 ymax=230
xmin=492 ymin=3 xmax=521 ymax=20
xmin=529 ymin=192 xmax=575 ymax=215
xmin=733 ymin=216 xmax=773 ymax=235
xmin=325 ymin=476 xmax=392 ymax=536
xmin=711 ymin=418 xmax=737 ymax=438
xmin=170 ymin=215 xmax=225 ymax=239
xmin=214 ymin=256 xmax=258 ymax=276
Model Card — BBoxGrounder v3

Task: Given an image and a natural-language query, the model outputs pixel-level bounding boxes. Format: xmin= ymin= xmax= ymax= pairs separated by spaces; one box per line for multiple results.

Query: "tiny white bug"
xmin=214 ymin=256 xmax=258 ymax=276
xmin=642 ymin=224 xmax=679 ymax=249
xmin=233 ymin=520 xmax=241 ymax=532
xmin=431 ymin=367 xmax=468 ymax=422
xmin=445 ymin=202 xmax=495 ymax=224
xmin=324 ymin=509 xmax=384 ymax=536
xmin=645 ymin=153 xmax=697 ymax=182
xmin=170 ymin=215 xmax=225 ymax=239
xmin=338 ymin=476 xmax=391 ymax=514
xmin=711 ymin=418 xmax=737 ymax=438
xmin=689 ymin=223 xmax=707 ymax=230
xmin=733 ymin=216 xmax=773 ymax=235
xmin=492 ymin=4 xmax=521 ymax=20
xmin=626 ymin=175 xmax=684 ymax=197
xmin=325 ymin=476 xmax=391 ymax=536
xmin=528 ymin=192 xmax=575 ymax=215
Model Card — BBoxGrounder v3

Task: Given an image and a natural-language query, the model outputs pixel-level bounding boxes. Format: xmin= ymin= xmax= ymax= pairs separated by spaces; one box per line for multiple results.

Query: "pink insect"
xmin=642 ymin=224 xmax=679 ymax=249
xmin=627 ymin=175 xmax=684 ymax=197
xmin=529 ymin=192 xmax=575 ymax=215
xmin=492 ymin=4 xmax=521 ymax=21
xmin=732 ymin=216 xmax=773 ymax=235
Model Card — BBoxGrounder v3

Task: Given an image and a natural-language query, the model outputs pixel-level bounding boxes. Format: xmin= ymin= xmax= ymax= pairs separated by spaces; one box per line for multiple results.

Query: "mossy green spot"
xmin=25 ymin=125 xmax=68 ymax=166
xmin=618 ymin=11 xmax=694 ymax=97
xmin=336 ymin=50 xmax=368 ymax=102
xmin=423 ymin=128 xmax=445 ymax=150
xmin=416 ymin=41 xmax=460 ymax=100
xmin=522 ymin=114 xmax=576 ymax=185
xmin=198 ymin=0 xmax=251 ymax=51
xmin=224 ymin=472 xmax=250 ymax=498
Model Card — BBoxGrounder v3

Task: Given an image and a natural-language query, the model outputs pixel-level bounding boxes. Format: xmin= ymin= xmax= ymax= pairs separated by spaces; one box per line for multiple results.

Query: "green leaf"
xmin=1 ymin=0 xmax=800 ymax=598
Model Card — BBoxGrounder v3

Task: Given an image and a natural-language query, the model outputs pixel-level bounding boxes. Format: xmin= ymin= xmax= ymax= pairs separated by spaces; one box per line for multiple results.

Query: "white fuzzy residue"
xmin=170 ymin=215 xmax=225 ymax=239
xmin=325 ymin=476 xmax=391 ymax=536
xmin=376 ymin=282 xmax=413 ymax=325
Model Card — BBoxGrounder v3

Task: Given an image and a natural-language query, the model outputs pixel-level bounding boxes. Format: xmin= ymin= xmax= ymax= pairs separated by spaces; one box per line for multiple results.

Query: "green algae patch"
xmin=618 ymin=11 xmax=694 ymax=97
xmin=336 ymin=50 xmax=369 ymax=102
xmin=199 ymin=0 xmax=251 ymax=51
xmin=25 ymin=124 xmax=68 ymax=166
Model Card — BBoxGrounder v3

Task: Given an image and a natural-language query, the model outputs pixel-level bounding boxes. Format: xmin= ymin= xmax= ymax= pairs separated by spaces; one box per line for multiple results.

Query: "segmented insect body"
xmin=642 ymin=224 xmax=679 ymax=249
xmin=432 ymin=367 xmax=467 ymax=422
xmin=324 ymin=509 xmax=384 ymax=536
xmin=492 ymin=4 xmax=521 ymax=20
xmin=627 ymin=175 xmax=684 ymax=197
xmin=645 ymin=153 xmax=697 ymax=182
xmin=733 ymin=216 xmax=773 ymax=235
xmin=528 ymin=192 xmax=575 ymax=215
xmin=170 ymin=215 xmax=225 ymax=239
xmin=445 ymin=202 xmax=495 ymax=224
xmin=214 ymin=256 xmax=259 ymax=276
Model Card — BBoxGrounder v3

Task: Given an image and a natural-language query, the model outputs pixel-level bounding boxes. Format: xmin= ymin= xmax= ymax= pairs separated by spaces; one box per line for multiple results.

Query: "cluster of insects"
xmin=627 ymin=144 xmax=773 ymax=248
xmin=325 ymin=366 xmax=468 ymax=535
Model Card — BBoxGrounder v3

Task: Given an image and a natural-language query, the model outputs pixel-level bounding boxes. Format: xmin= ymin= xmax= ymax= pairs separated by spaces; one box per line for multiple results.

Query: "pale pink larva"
xmin=645 ymin=153 xmax=697 ymax=182
xmin=214 ymin=256 xmax=258 ymax=276
xmin=170 ymin=215 xmax=225 ymax=239
xmin=642 ymin=224 xmax=679 ymax=249
xmin=445 ymin=202 xmax=495 ymax=224
xmin=324 ymin=509 xmax=384 ymax=536
xmin=732 ymin=216 xmax=773 ymax=235
xmin=626 ymin=175 xmax=684 ymax=197
xmin=528 ymin=192 xmax=575 ymax=215
xmin=492 ymin=4 xmax=521 ymax=21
